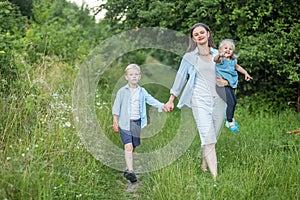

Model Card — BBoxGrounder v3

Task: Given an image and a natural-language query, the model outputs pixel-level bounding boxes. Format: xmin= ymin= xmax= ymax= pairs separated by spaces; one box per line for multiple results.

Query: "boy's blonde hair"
xmin=219 ymin=39 xmax=238 ymax=59
xmin=125 ymin=64 xmax=141 ymax=73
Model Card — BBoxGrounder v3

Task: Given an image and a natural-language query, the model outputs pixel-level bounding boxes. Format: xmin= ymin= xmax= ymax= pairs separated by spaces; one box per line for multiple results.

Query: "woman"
xmin=165 ymin=23 xmax=228 ymax=181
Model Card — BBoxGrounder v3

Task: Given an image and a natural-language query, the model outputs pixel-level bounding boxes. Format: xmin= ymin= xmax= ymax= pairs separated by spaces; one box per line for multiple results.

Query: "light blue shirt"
xmin=215 ymin=57 xmax=238 ymax=88
xmin=112 ymin=84 xmax=164 ymax=131
xmin=170 ymin=47 xmax=219 ymax=108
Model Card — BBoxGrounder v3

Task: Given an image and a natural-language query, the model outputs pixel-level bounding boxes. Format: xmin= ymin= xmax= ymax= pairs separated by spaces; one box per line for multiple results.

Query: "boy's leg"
xmin=124 ymin=143 xmax=134 ymax=172
xmin=124 ymin=143 xmax=137 ymax=183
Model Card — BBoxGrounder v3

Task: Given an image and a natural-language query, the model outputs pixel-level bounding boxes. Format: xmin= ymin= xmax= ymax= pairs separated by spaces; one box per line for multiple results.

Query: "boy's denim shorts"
xmin=119 ymin=119 xmax=141 ymax=147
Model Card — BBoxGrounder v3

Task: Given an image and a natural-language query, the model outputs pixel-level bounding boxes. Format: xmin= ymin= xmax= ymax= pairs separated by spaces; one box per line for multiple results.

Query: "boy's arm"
xmin=112 ymin=115 xmax=119 ymax=132
xmin=235 ymin=64 xmax=252 ymax=81
xmin=142 ymin=88 xmax=165 ymax=112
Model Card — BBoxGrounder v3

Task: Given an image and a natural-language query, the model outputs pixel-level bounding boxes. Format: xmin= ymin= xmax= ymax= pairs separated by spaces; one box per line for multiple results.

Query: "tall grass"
xmin=135 ymin=107 xmax=300 ymax=200
xmin=1 ymin=58 xmax=299 ymax=199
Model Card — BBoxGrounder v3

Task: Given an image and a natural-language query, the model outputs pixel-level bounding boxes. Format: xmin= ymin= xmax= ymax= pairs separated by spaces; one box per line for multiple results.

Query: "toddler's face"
xmin=125 ymin=68 xmax=141 ymax=86
xmin=220 ymin=42 xmax=234 ymax=58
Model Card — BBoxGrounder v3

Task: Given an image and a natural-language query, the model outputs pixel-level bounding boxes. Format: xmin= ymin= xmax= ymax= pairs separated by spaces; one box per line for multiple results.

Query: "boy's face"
xmin=220 ymin=42 xmax=234 ymax=58
xmin=125 ymin=68 xmax=141 ymax=86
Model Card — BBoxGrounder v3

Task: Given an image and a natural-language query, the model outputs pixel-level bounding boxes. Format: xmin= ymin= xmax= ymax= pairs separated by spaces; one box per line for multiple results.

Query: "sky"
xmin=66 ymin=0 xmax=107 ymax=21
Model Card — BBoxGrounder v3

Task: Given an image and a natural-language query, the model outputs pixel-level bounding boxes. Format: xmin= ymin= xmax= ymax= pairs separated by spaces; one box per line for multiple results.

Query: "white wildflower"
xmin=65 ymin=122 xmax=71 ymax=127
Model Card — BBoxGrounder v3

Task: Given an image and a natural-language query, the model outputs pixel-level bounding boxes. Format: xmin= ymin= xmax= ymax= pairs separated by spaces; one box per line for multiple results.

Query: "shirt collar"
xmin=192 ymin=47 xmax=214 ymax=56
xmin=125 ymin=84 xmax=140 ymax=89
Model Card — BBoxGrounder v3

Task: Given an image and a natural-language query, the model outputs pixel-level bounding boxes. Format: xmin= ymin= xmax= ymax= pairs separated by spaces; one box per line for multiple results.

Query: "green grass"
xmin=1 ymin=61 xmax=299 ymax=200
xmin=135 ymin=108 xmax=300 ymax=200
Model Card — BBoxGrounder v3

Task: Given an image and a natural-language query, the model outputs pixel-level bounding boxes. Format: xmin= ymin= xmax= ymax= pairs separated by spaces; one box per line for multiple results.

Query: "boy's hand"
xmin=113 ymin=122 xmax=119 ymax=132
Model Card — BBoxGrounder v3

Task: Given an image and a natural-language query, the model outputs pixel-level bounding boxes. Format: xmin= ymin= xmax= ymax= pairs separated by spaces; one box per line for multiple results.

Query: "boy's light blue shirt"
xmin=170 ymin=47 xmax=219 ymax=108
xmin=112 ymin=84 xmax=164 ymax=131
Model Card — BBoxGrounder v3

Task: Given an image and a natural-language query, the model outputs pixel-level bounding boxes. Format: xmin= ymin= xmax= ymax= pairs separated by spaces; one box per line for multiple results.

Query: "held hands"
xmin=164 ymin=101 xmax=174 ymax=112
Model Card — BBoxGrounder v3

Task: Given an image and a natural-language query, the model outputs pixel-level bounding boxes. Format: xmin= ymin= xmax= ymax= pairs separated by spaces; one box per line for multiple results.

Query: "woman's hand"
xmin=164 ymin=94 xmax=175 ymax=112
xmin=216 ymin=76 xmax=229 ymax=87
xmin=164 ymin=101 xmax=174 ymax=112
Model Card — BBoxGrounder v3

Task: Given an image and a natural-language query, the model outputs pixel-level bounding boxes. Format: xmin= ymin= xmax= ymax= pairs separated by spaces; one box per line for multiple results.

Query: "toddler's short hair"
xmin=125 ymin=64 xmax=141 ymax=73
xmin=219 ymin=39 xmax=238 ymax=59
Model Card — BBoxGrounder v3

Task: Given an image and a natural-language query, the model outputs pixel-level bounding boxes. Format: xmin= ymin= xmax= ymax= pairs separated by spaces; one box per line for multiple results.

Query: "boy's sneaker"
xmin=225 ymin=120 xmax=239 ymax=133
xmin=123 ymin=169 xmax=129 ymax=177
xmin=124 ymin=169 xmax=137 ymax=183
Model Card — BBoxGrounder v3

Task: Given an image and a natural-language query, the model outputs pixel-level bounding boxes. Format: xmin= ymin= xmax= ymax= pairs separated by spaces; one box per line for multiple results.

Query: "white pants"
xmin=191 ymin=95 xmax=225 ymax=146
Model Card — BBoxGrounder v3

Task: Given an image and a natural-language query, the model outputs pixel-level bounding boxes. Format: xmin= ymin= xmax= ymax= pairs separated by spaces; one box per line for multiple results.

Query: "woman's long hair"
xmin=186 ymin=23 xmax=216 ymax=52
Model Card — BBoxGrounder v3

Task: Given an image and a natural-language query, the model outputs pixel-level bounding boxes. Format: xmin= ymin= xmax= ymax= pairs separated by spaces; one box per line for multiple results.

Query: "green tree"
xmin=7 ymin=0 xmax=33 ymax=18
xmin=99 ymin=0 xmax=300 ymax=111
xmin=0 ymin=0 xmax=110 ymax=96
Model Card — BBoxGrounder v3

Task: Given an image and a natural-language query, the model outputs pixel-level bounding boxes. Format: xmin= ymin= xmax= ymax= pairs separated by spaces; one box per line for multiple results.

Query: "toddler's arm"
xmin=213 ymin=52 xmax=225 ymax=64
xmin=235 ymin=64 xmax=252 ymax=81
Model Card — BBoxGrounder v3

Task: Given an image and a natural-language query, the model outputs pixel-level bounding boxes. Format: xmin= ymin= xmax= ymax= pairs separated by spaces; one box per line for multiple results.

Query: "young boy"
xmin=214 ymin=39 xmax=252 ymax=133
xmin=112 ymin=63 xmax=166 ymax=183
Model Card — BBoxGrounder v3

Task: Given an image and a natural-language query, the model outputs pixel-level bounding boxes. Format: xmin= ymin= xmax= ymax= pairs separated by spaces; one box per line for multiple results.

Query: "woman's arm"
xmin=216 ymin=76 xmax=229 ymax=87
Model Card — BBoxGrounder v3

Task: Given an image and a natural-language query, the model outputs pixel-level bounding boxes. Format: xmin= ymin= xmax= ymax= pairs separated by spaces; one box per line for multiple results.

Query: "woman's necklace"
xmin=198 ymin=48 xmax=210 ymax=56
xmin=198 ymin=52 xmax=210 ymax=56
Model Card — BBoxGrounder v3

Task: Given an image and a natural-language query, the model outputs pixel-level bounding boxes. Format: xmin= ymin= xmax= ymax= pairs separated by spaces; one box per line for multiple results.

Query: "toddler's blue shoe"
xmin=225 ymin=120 xmax=239 ymax=133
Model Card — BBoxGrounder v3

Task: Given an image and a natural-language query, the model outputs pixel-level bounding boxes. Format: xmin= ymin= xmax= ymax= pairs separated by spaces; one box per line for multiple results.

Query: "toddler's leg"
xmin=225 ymin=87 xmax=237 ymax=122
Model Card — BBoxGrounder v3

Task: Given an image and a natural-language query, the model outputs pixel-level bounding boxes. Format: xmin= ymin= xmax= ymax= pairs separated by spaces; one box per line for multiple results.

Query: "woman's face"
xmin=192 ymin=26 xmax=210 ymax=46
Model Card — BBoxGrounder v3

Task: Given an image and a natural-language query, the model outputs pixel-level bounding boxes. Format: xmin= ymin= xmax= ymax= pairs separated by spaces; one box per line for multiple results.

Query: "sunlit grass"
xmin=1 ymin=59 xmax=299 ymax=199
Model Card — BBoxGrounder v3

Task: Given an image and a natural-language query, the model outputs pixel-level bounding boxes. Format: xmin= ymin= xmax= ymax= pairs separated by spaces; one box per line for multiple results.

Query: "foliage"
xmin=0 ymin=1 xmax=299 ymax=198
xmin=0 ymin=0 xmax=111 ymax=96
xmin=100 ymin=0 xmax=300 ymax=111
xmin=0 ymin=1 xmax=27 ymax=95
xmin=7 ymin=0 xmax=34 ymax=18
